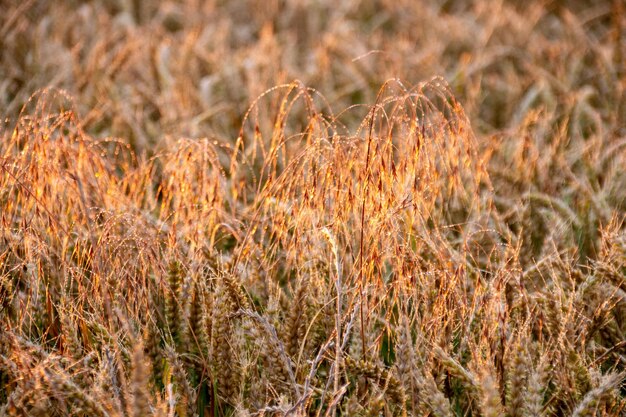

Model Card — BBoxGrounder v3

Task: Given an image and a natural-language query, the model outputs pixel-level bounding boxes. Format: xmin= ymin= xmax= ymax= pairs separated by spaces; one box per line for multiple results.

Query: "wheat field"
xmin=1 ymin=0 xmax=625 ymax=416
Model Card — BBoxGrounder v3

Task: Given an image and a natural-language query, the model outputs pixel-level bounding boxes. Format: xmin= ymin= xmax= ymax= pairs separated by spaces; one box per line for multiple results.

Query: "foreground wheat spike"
xmin=166 ymin=347 xmax=196 ymax=417
xmin=166 ymin=260 xmax=184 ymax=348
xmin=524 ymin=354 xmax=550 ymax=417
xmin=506 ymin=342 xmax=530 ymax=417
xmin=572 ymin=372 xmax=625 ymax=417
xmin=476 ymin=364 xmax=505 ymax=417
xmin=283 ymin=276 xmax=309 ymax=360
xmin=211 ymin=278 xmax=239 ymax=405
xmin=131 ymin=341 xmax=151 ymax=417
